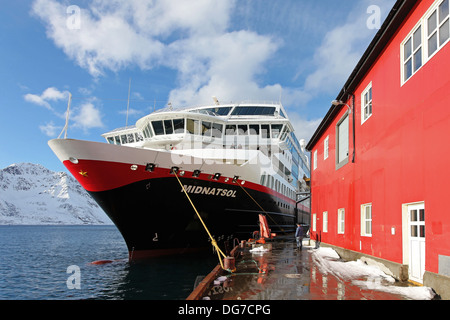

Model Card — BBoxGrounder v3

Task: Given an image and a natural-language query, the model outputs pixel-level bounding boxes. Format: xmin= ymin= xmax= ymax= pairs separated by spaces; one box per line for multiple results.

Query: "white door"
xmin=408 ymin=204 xmax=425 ymax=283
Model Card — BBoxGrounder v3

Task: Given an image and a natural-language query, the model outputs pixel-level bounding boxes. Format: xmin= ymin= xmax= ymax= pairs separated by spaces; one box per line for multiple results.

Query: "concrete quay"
xmin=187 ymin=237 xmax=436 ymax=300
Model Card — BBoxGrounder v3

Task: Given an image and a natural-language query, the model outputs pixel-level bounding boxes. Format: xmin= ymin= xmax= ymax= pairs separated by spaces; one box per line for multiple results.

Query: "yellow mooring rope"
xmin=173 ymin=172 xmax=229 ymax=271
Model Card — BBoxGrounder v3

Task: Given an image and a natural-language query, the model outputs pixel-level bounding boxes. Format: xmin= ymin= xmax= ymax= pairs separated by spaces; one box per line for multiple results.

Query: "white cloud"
xmin=72 ymin=103 xmax=105 ymax=131
xmin=166 ymin=30 xmax=281 ymax=106
xmin=24 ymin=87 xmax=70 ymax=111
xmin=32 ymin=0 xmax=165 ymax=76
xmin=283 ymin=0 xmax=395 ymax=107
xmin=303 ymin=6 xmax=374 ymax=95
xmin=129 ymin=0 xmax=234 ymax=37
xmin=24 ymin=93 xmax=52 ymax=110
xmin=24 ymin=86 xmax=104 ymax=135
xmin=41 ymin=87 xmax=68 ymax=100
xmin=31 ymin=0 xmax=395 ymax=119
xmin=31 ymin=0 xmax=235 ymax=77
xmin=32 ymin=0 xmax=281 ymax=105
xmin=39 ymin=121 xmax=61 ymax=137
xmin=288 ymin=113 xmax=323 ymax=142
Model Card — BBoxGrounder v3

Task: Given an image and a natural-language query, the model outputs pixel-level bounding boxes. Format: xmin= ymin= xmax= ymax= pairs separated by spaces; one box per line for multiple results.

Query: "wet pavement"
xmin=196 ymin=238 xmax=435 ymax=300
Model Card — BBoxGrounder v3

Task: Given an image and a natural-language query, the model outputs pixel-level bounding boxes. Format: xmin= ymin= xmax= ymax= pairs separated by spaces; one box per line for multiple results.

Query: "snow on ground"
xmin=310 ymin=247 xmax=436 ymax=300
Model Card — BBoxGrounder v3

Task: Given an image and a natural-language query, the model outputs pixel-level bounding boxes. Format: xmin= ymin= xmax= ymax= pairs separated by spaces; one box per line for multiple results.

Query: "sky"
xmin=0 ymin=0 xmax=395 ymax=172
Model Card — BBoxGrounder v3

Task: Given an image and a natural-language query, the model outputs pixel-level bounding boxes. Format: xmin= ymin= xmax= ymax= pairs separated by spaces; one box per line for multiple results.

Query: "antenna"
xmin=126 ymin=78 xmax=131 ymax=127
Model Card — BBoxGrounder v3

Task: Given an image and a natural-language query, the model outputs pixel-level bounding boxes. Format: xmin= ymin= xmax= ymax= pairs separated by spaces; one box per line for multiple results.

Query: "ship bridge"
xmin=102 ymin=102 xmax=294 ymax=152
xmin=100 ymin=102 xmax=309 ymax=194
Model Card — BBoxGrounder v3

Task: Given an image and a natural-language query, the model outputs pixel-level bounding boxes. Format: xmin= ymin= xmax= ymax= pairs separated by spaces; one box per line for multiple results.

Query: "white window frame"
xmin=323 ymin=211 xmax=328 ymax=233
xmin=312 ymin=213 xmax=317 ymax=232
xmin=401 ymin=0 xmax=450 ymax=85
xmin=361 ymin=82 xmax=373 ymax=124
xmin=401 ymin=23 xmax=423 ymax=84
xmin=324 ymin=136 xmax=329 ymax=160
xmin=337 ymin=208 xmax=345 ymax=234
xmin=361 ymin=203 xmax=373 ymax=237
xmin=313 ymin=149 xmax=318 ymax=170
xmin=426 ymin=0 xmax=450 ymax=60
xmin=336 ymin=113 xmax=349 ymax=170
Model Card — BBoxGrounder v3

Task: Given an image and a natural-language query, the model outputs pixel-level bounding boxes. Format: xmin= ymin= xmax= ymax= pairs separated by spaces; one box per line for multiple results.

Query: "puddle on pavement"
xmin=200 ymin=240 xmax=427 ymax=300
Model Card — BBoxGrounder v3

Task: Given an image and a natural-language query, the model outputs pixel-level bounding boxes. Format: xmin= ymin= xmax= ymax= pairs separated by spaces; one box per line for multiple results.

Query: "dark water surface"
xmin=0 ymin=225 xmax=217 ymax=300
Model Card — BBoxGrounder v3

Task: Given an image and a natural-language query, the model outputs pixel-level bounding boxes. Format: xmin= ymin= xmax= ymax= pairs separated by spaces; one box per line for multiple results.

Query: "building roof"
xmin=305 ymin=0 xmax=419 ymax=151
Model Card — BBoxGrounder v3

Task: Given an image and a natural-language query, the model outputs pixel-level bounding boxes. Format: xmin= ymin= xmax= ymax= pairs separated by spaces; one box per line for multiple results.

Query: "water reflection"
xmin=84 ymin=253 xmax=217 ymax=300
xmin=201 ymin=241 xmax=414 ymax=300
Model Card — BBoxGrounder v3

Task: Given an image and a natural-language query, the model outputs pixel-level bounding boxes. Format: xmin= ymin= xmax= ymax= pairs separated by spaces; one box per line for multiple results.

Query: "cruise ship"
xmin=49 ymin=100 xmax=310 ymax=260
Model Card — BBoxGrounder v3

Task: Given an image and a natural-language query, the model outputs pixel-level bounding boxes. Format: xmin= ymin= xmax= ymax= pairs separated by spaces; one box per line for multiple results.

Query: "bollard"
xmin=224 ymin=256 xmax=235 ymax=271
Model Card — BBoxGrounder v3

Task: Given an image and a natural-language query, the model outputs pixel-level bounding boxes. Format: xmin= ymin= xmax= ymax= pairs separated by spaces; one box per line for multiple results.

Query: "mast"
xmin=126 ymin=78 xmax=131 ymax=127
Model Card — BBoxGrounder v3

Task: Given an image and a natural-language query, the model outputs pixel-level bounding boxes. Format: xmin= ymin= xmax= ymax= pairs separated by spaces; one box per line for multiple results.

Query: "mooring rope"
xmin=237 ymin=182 xmax=286 ymax=233
xmin=173 ymin=172 xmax=231 ymax=272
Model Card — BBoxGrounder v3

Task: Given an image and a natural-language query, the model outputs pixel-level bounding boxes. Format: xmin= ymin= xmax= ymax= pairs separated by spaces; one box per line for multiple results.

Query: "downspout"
xmin=351 ymin=94 xmax=355 ymax=163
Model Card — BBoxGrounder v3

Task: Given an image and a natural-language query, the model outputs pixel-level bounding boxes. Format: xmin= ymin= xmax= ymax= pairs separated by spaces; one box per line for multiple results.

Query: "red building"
xmin=306 ymin=0 xmax=450 ymax=298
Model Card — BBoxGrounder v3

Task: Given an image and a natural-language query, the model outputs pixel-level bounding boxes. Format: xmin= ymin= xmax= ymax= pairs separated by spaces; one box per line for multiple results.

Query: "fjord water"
xmin=0 ymin=225 xmax=216 ymax=300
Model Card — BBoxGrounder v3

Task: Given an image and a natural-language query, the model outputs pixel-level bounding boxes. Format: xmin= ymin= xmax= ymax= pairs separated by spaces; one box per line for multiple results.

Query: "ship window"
xmin=107 ymin=137 xmax=114 ymax=144
xmin=212 ymin=123 xmax=223 ymax=138
xmin=164 ymin=120 xmax=174 ymax=135
xmin=173 ymin=119 xmax=185 ymax=133
xmin=202 ymin=121 xmax=212 ymax=136
xmin=152 ymin=121 xmax=165 ymax=136
xmin=249 ymin=124 xmax=260 ymax=135
xmin=280 ymin=126 xmax=290 ymax=141
xmin=127 ymin=133 xmax=135 ymax=143
xmin=187 ymin=119 xmax=200 ymax=135
xmin=260 ymin=174 xmax=266 ymax=186
xmin=201 ymin=107 xmax=232 ymax=116
xmin=238 ymin=125 xmax=248 ymax=135
xmin=146 ymin=123 xmax=154 ymax=138
xmin=271 ymin=124 xmax=283 ymax=139
xmin=114 ymin=136 xmax=121 ymax=145
xmin=231 ymin=106 xmax=276 ymax=116
xmin=261 ymin=125 xmax=270 ymax=139
xmin=143 ymin=127 xmax=149 ymax=139
xmin=225 ymin=125 xmax=237 ymax=135
xmin=135 ymin=132 xmax=144 ymax=142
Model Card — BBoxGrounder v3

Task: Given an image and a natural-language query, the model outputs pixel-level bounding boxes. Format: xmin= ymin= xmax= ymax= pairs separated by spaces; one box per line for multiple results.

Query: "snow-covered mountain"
xmin=0 ymin=163 xmax=112 ymax=225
